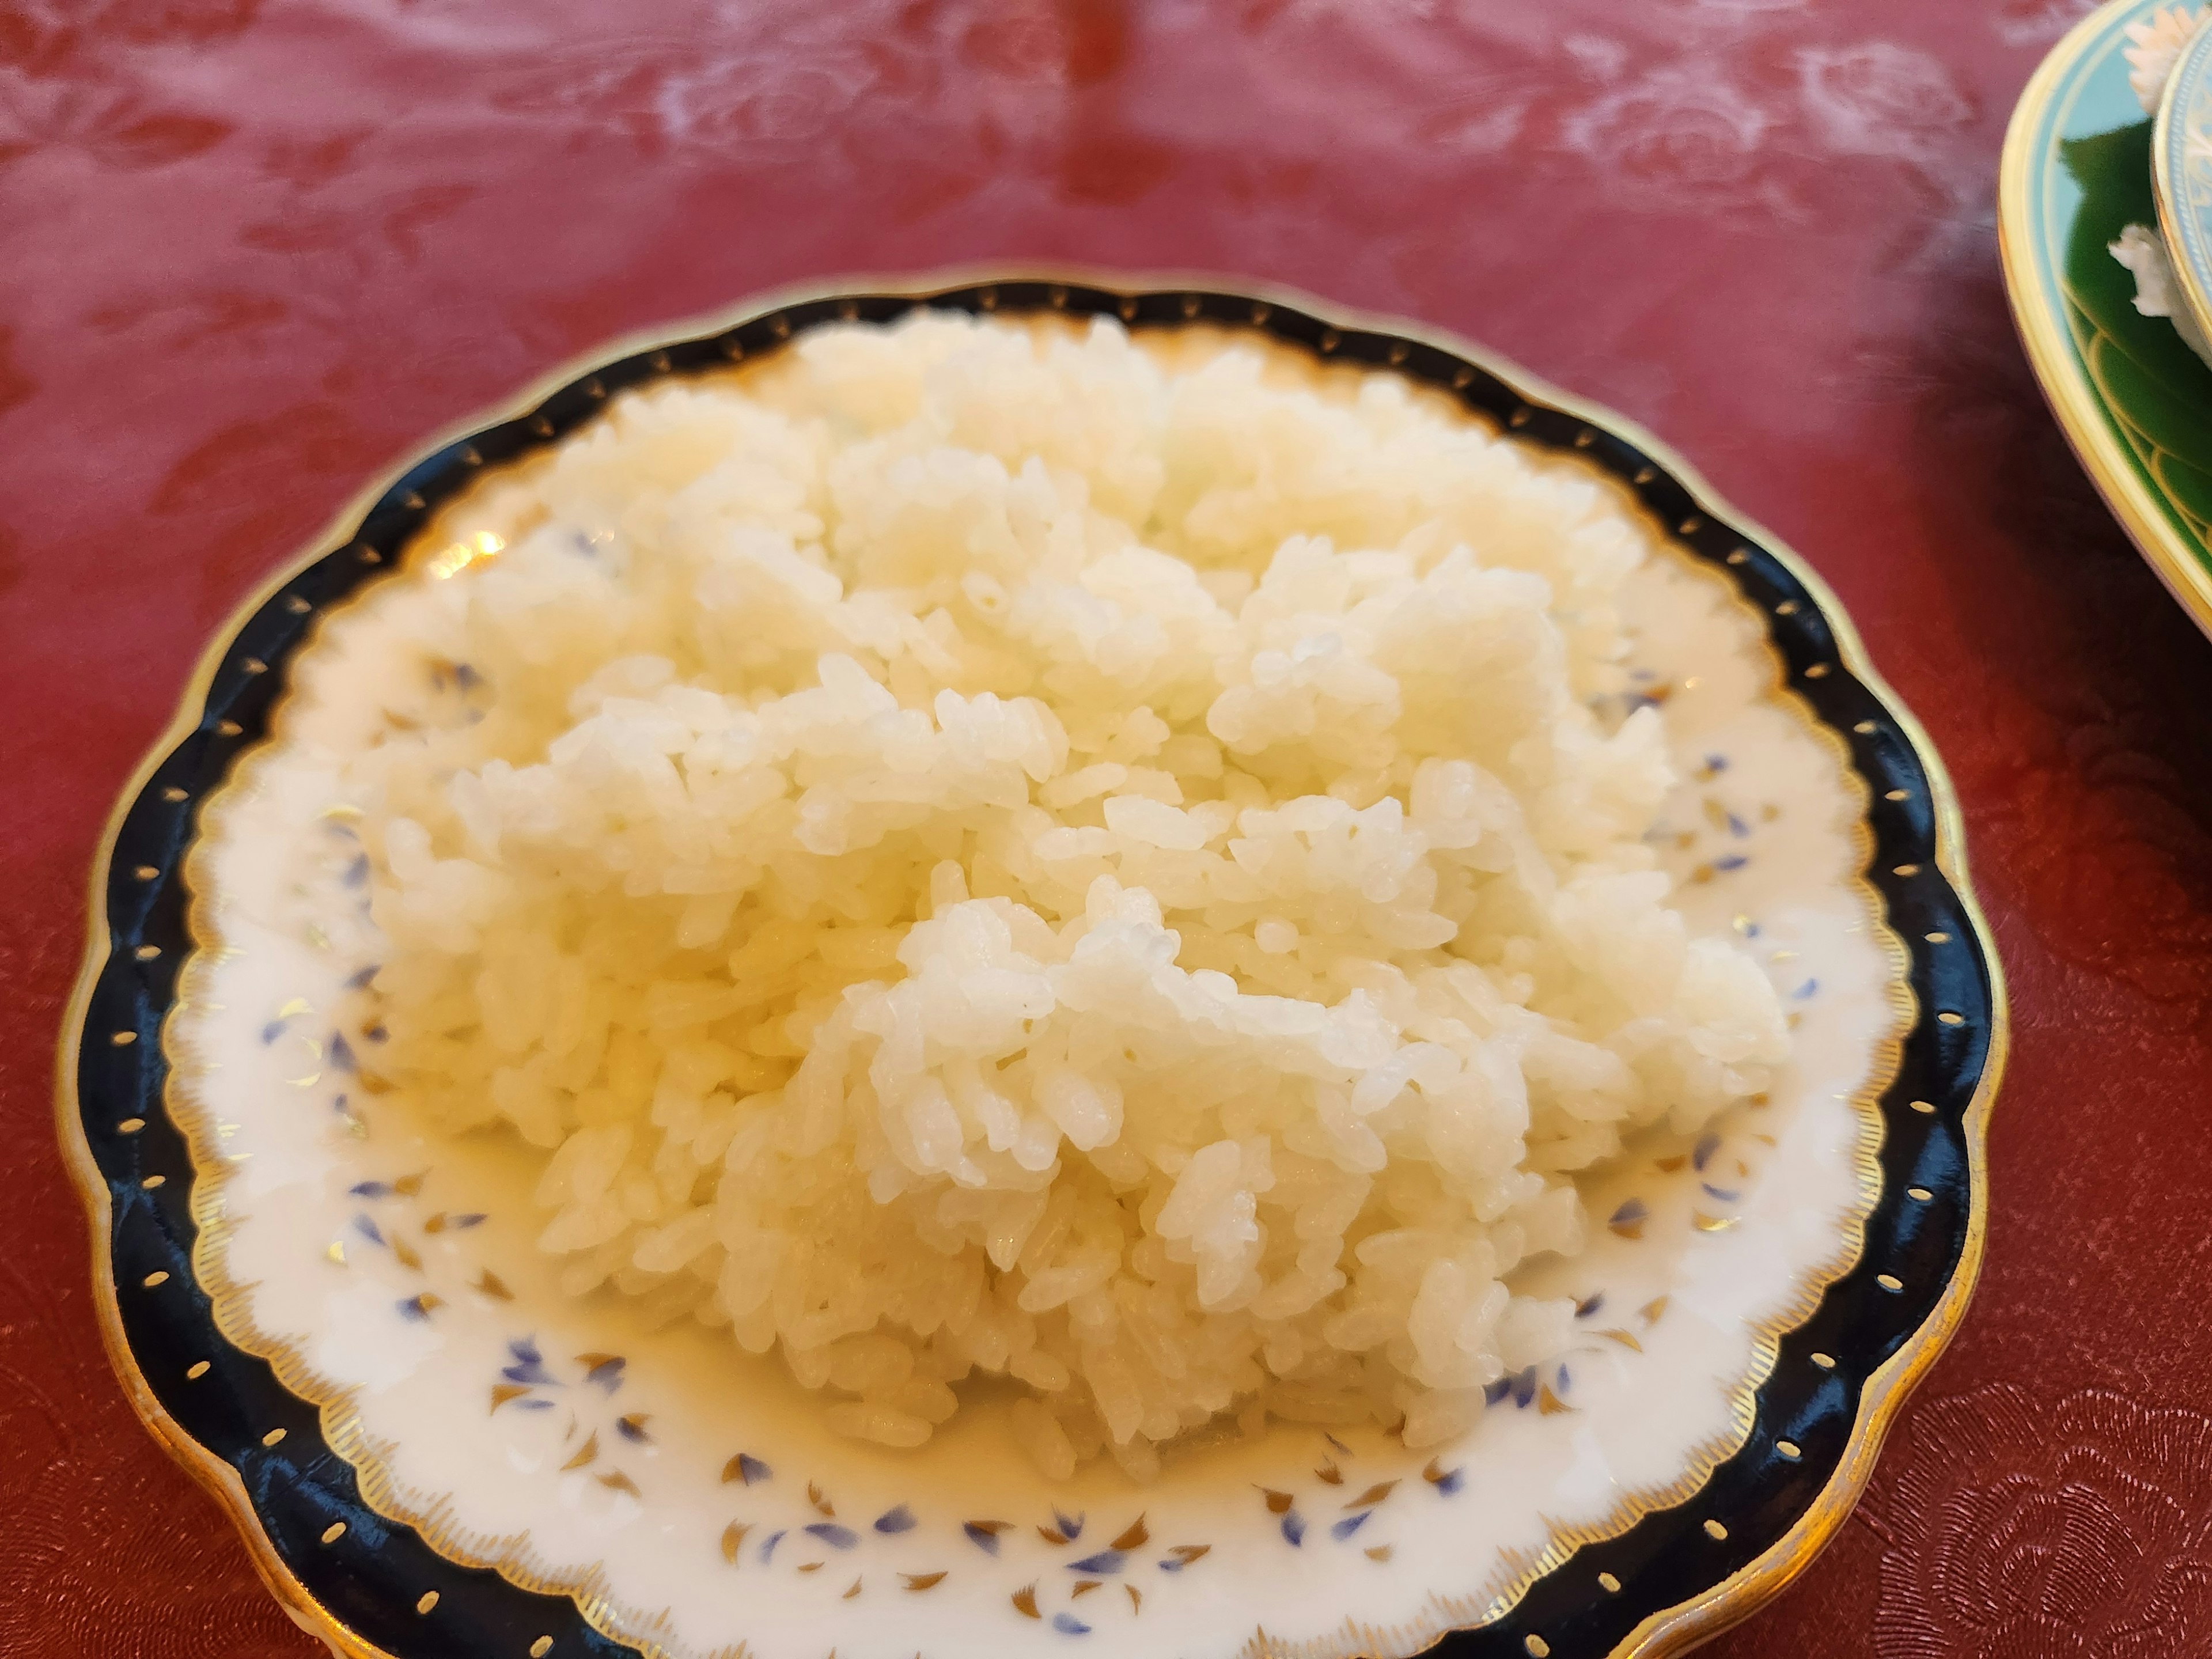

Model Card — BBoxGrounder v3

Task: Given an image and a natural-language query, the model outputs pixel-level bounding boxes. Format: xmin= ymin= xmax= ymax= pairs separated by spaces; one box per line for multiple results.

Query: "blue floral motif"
xmin=584 ymin=1355 xmax=625 ymax=1392
xmin=1051 ymin=1613 xmax=1090 ymax=1635
xmin=1067 ymin=1550 xmax=1124 ymax=1574
xmin=502 ymin=1337 xmax=555 ymax=1387
xmin=805 ymin=1523 xmax=859 ymax=1550
xmin=874 ymin=1505 xmax=916 ymax=1534
xmin=1281 ymin=1512 xmax=1306 ymax=1547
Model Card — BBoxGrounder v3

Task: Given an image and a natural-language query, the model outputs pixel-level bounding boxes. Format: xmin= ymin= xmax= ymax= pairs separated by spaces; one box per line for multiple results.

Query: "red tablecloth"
xmin=3 ymin=0 xmax=2198 ymax=1652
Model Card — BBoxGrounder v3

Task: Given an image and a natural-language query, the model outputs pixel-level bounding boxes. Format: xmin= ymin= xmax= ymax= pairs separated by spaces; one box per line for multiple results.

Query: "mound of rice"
xmin=353 ymin=312 xmax=1789 ymax=1478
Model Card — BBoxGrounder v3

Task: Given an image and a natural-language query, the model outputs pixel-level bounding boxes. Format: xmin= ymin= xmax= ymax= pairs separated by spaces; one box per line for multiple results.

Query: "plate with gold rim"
xmin=2002 ymin=0 xmax=2212 ymax=639
xmin=60 ymin=275 xmax=2001 ymax=1659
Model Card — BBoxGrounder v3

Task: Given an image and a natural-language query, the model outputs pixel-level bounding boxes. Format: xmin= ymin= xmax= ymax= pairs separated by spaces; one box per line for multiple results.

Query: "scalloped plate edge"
xmin=55 ymin=266 xmax=2006 ymax=1659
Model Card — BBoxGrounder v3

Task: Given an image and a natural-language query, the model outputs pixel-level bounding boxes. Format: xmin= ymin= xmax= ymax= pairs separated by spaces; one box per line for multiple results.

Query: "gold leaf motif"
xmin=1071 ymin=1580 xmax=1101 ymax=1598
xmin=966 ymin=1519 xmax=1011 ymax=1537
xmin=721 ymin=1455 xmax=750 ymax=1484
xmin=1037 ymin=1527 xmax=1067 ymax=1545
xmin=1111 ymin=1515 xmax=1148 ymax=1551
xmin=391 ymin=1236 xmax=421 ymax=1271
xmin=1315 ymin=1462 xmax=1343 ymax=1485
xmin=797 ymin=1562 xmax=822 ymax=1575
xmin=325 ymin=1241 xmax=346 ymax=1266
xmin=1165 ymin=1545 xmax=1210 ymax=1567
xmin=490 ymin=1384 xmax=529 ymax=1413
xmin=1366 ymin=1546 xmax=1393 ymax=1562
xmin=578 ymin=1351 xmax=619 ymax=1372
xmin=1654 ymin=1154 xmax=1687 ymax=1173
xmin=721 ymin=1522 xmax=748 ymax=1565
xmin=902 ymin=1572 xmax=946 ymax=1592
xmin=1126 ymin=1586 xmax=1142 ymax=1612
xmin=1641 ymin=1296 xmax=1670 ymax=1323
xmin=597 ymin=1470 xmax=641 ymax=1498
xmin=423 ymin=1213 xmax=450 ymax=1234
xmin=476 ymin=1270 xmax=512 ymax=1301
xmin=1600 ymin=1329 xmax=1643 ymax=1352
xmin=275 ymin=998 xmax=312 ymax=1020
xmin=1692 ymin=1211 xmax=1738 ymax=1233
xmin=1608 ymin=1218 xmax=1645 ymax=1241
xmin=562 ymin=1432 xmax=599 ymax=1471
xmin=1344 ymin=1481 xmax=1397 ymax=1510
xmin=393 ymin=1171 xmax=426 ymax=1196
xmin=1260 ymin=1488 xmax=1294 ymax=1515
xmin=808 ymin=1481 xmax=834 ymax=1516
xmin=842 ymin=1578 xmax=862 ymax=1600
xmin=1012 ymin=1584 xmax=1040 ymax=1619
xmin=1537 ymin=1384 xmax=1571 ymax=1415
xmin=1422 ymin=1459 xmax=1451 ymax=1486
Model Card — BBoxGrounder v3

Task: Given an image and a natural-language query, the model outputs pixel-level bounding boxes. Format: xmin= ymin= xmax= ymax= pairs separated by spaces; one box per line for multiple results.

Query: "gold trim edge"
xmin=55 ymin=265 xmax=2007 ymax=1659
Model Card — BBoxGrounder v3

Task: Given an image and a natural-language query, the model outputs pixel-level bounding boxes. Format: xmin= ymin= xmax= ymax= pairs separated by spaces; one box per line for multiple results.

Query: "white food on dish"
xmin=323 ymin=313 xmax=1792 ymax=1477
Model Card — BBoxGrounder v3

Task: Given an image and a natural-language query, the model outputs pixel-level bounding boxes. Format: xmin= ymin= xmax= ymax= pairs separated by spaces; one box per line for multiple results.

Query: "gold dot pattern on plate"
xmin=321 ymin=1522 xmax=346 ymax=1545
xmin=1703 ymin=1519 xmax=1729 ymax=1541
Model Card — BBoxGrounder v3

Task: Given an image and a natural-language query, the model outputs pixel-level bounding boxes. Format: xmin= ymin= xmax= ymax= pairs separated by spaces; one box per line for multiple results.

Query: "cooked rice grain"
xmin=355 ymin=313 xmax=1787 ymax=1472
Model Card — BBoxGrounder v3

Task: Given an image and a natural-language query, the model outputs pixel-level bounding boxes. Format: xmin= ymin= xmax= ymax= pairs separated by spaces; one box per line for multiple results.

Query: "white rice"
xmin=351 ymin=311 xmax=1788 ymax=1477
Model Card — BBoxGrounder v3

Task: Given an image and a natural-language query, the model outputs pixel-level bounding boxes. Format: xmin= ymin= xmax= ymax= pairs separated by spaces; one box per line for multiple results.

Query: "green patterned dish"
xmin=2002 ymin=0 xmax=2212 ymax=635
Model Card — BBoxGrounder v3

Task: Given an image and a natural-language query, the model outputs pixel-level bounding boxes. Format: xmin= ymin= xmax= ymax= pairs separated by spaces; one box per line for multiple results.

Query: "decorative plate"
xmin=2001 ymin=0 xmax=2212 ymax=638
xmin=59 ymin=276 xmax=2002 ymax=1659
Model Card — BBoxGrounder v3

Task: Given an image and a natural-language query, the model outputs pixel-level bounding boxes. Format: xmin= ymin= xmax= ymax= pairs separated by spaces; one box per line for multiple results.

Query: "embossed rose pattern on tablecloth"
xmin=12 ymin=0 xmax=2212 ymax=1654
